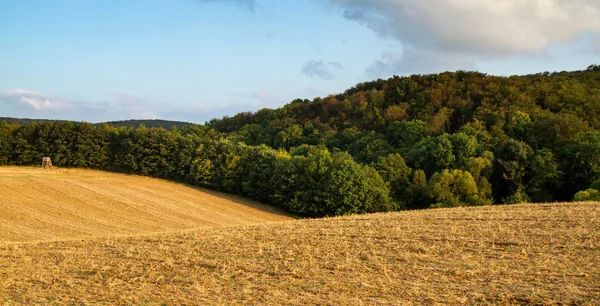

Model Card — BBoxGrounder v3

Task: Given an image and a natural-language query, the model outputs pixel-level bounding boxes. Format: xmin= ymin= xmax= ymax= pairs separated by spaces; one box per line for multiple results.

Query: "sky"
xmin=1 ymin=0 xmax=599 ymax=124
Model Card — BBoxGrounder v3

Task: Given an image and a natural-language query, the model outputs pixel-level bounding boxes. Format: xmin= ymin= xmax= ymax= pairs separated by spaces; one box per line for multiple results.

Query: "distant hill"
xmin=0 ymin=117 xmax=67 ymax=125
xmin=0 ymin=117 xmax=196 ymax=130
xmin=100 ymin=119 xmax=196 ymax=129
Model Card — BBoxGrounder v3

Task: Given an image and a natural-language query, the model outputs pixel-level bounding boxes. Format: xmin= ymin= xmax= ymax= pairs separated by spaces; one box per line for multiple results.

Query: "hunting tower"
xmin=41 ymin=157 xmax=53 ymax=168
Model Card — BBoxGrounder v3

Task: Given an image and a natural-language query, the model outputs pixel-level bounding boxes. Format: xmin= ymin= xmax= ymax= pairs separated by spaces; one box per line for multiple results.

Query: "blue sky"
xmin=1 ymin=0 xmax=599 ymax=123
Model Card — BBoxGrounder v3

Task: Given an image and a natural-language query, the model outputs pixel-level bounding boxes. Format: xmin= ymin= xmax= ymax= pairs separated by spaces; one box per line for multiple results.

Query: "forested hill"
xmin=209 ymin=65 xmax=600 ymax=134
xmin=203 ymin=64 xmax=600 ymax=203
xmin=0 ymin=117 xmax=68 ymax=125
xmin=0 ymin=118 xmax=195 ymax=129
xmin=100 ymin=119 xmax=195 ymax=129
xmin=1 ymin=65 xmax=600 ymax=217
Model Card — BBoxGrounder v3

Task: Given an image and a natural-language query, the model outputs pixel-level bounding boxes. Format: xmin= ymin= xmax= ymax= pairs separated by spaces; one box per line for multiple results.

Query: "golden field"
xmin=0 ymin=172 xmax=598 ymax=305
xmin=0 ymin=167 xmax=292 ymax=242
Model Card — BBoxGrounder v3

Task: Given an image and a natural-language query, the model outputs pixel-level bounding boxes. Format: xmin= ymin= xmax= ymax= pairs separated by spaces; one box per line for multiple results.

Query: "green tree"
xmin=506 ymin=111 xmax=536 ymax=147
xmin=241 ymin=145 xmax=280 ymax=203
xmin=562 ymin=131 xmax=600 ymax=196
xmin=429 ymin=169 xmax=488 ymax=208
xmin=0 ymin=122 xmax=17 ymax=165
xmin=573 ymin=189 xmax=600 ymax=201
xmin=526 ymin=149 xmax=560 ymax=202
xmin=374 ymin=153 xmax=412 ymax=208
xmin=11 ymin=127 xmax=35 ymax=166
xmin=386 ymin=120 xmax=426 ymax=154
xmin=348 ymin=131 xmax=392 ymax=163
xmin=266 ymin=151 xmax=297 ymax=208
xmin=274 ymin=125 xmax=304 ymax=149
xmin=404 ymin=170 xmax=432 ymax=209
xmin=448 ymin=132 xmax=481 ymax=169
xmin=573 ymin=178 xmax=600 ymax=202
xmin=457 ymin=119 xmax=493 ymax=150
xmin=290 ymin=150 xmax=392 ymax=217
xmin=49 ymin=121 xmax=76 ymax=167
xmin=189 ymin=140 xmax=248 ymax=193
xmin=494 ymin=139 xmax=534 ymax=203
xmin=243 ymin=124 xmax=267 ymax=145
xmin=468 ymin=151 xmax=494 ymax=192
xmin=407 ymin=135 xmax=455 ymax=177
xmin=72 ymin=122 xmax=109 ymax=169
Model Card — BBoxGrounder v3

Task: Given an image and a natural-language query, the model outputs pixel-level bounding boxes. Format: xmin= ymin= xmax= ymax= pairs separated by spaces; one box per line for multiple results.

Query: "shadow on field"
xmin=185 ymin=184 xmax=299 ymax=219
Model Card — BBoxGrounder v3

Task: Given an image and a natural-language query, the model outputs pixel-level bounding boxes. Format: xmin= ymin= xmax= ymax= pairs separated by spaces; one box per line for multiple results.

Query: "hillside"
xmin=0 ymin=202 xmax=598 ymax=304
xmin=0 ymin=167 xmax=292 ymax=242
xmin=2 ymin=67 xmax=600 ymax=218
xmin=0 ymin=117 xmax=195 ymax=129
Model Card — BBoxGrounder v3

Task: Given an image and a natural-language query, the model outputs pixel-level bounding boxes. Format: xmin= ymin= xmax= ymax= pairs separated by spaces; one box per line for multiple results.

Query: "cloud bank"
xmin=0 ymin=89 xmax=289 ymax=124
xmin=325 ymin=0 xmax=600 ymax=76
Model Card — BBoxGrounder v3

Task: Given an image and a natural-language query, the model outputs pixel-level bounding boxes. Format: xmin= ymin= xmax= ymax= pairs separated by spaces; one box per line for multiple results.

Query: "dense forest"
xmin=2 ymin=65 xmax=600 ymax=217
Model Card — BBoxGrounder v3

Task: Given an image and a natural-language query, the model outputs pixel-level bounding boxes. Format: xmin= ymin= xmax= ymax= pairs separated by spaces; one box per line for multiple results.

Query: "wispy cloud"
xmin=0 ymin=89 xmax=290 ymax=124
xmin=0 ymin=89 xmax=71 ymax=112
xmin=301 ymin=60 xmax=345 ymax=80
xmin=107 ymin=93 xmax=161 ymax=120
xmin=329 ymin=61 xmax=345 ymax=70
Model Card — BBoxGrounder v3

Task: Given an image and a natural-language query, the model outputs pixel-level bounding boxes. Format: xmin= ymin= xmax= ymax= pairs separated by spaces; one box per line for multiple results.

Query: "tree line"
xmin=207 ymin=66 xmax=600 ymax=205
xmin=0 ymin=121 xmax=394 ymax=216
xmin=1 ymin=66 xmax=600 ymax=217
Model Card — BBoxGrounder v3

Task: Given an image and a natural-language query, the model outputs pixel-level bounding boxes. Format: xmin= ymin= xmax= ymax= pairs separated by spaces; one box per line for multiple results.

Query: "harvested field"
xmin=0 ymin=167 xmax=292 ymax=242
xmin=0 ymin=202 xmax=598 ymax=304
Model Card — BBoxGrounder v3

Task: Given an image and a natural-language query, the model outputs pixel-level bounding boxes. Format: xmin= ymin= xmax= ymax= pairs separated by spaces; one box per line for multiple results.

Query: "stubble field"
xmin=0 ymin=167 xmax=292 ymax=242
xmin=0 ymin=167 xmax=598 ymax=304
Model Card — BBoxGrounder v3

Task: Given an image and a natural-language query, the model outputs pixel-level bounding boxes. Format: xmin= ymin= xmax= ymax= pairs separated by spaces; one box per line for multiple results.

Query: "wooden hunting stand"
xmin=41 ymin=157 xmax=53 ymax=168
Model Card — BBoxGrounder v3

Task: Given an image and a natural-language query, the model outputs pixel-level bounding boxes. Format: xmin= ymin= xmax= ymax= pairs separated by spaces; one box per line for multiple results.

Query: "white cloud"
xmin=0 ymin=89 xmax=71 ymax=112
xmin=329 ymin=0 xmax=600 ymax=55
xmin=0 ymin=89 xmax=164 ymax=121
xmin=18 ymin=97 xmax=66 ymax=111
xmin=326 ymin=0 xmax=600 ymax=75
